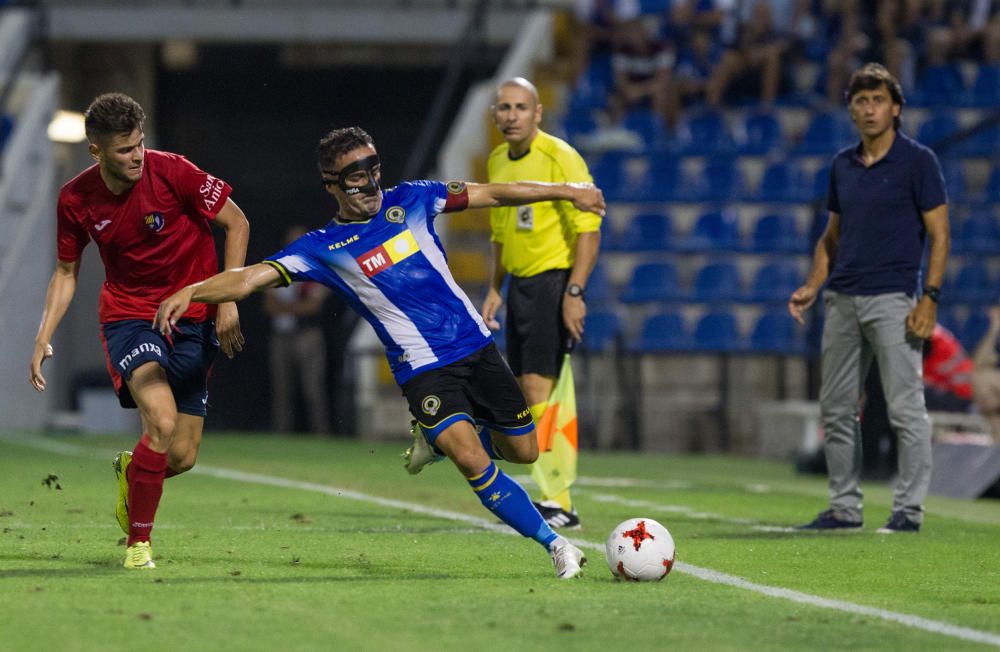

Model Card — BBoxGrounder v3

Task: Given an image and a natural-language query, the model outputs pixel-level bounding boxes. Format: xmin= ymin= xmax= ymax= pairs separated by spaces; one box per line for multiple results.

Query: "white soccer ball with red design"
xmin=605 ymin=517 xmax=676 ymax=581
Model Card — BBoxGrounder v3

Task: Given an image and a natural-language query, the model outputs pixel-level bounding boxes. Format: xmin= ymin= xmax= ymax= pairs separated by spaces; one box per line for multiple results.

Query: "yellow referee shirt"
xmin=488 ymin=130 xmax=601 ymax=278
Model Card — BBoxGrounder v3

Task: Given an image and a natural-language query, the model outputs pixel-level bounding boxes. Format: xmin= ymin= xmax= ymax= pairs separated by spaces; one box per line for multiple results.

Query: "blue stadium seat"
xmin=940 ymin=158 xmax=967 ymax=204
xmin=692 ymin=310 xmax=743 ymax=352
xmin=749 ymin=309 xmax=807 ymax=354
xmin=911 ymin=64 xmax=966 ymax=107
xmin=691 ymin=262 xmax=743 ymax=302
xmin=957 ymin=213 xmax=1000 ymax=254
xmin=964 ymin=64 xmax=1000 ymax=107
xmin=812 ymin=165 xmax=831 ymax=203
xmin=620 ymin=262 xmax=685 ymax=303
xmin=623 ymin=108 xmax=667 ymax=148
xmin=583 ymin=310 xmax=621 ymax=352
xmin=617 ymin=211 xmax=674 ymax=251
xmin=749 ymin=213 xmax=808 ymax=253
xmin=755 ymin=161 xmax=810 ymax=202
xmin=955 ymin=123 xmax=1000 ymax=158
xmin=737 ymin=112 xmax=784 ymax=155
xmin=793 ymin=112 xmax=854 ymax=156
xmin=561 ymin=108 xmax=597 ymax=140
xmin=748 ymin=261 xmax=801 ymax=302
xmin=585 ymin=262 xmax=615 ymax=308
xmin=983 ymin=167 xmax=1000 ymax=203
xmin=644 ymin=151 xmax=683 ymax=201
xmin=591 ymin=152 xmax=652 ymax=202
xmin=571 ymin=53 xmax=613 ymax=110
xmin=946 ymin=261 xmax=994 ymax=303
xmin=678 ymin=110 xmax=734 ymax=155
xmin=634 ymin=311 xmax=691 ymax=352
xmin=0 ymin=113 xmax=13 ymax=152
xmin=960 ymin=310 xmax=991 ymax=351
xmin=916 ymin=113 xmax=959 ymax=148
xmin=693 ymin=157 xmax=746 ymax=202
xmin=681 ymin=209 xmax=742 ymax=252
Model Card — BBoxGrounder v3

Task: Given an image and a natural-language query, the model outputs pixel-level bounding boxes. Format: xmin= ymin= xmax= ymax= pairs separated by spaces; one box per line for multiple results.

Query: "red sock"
xmin=137 ymin=432 xmax=180 ymax=479
xmin=165 ymin=467 xmax=180 ymax=479
xmin=127 ymin=439 xmax=168 ymax=546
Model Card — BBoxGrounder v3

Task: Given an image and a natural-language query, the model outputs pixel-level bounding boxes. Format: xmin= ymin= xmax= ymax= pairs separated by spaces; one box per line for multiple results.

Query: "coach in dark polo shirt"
xmin=789 ymin=63 xmax=950 ymax=534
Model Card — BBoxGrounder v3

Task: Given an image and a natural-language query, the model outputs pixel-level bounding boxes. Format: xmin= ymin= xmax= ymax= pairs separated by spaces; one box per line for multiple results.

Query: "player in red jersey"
xmin=28 ymin=93 xmax=250 ymax=569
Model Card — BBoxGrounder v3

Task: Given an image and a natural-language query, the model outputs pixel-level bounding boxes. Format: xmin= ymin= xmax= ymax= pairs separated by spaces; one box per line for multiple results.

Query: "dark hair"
xmin=846 ymin=63 xmax=904 ymax=129
xmin=317 ymin=127 xmax=375 ymax=172
xmin=84 ymin=93 xmax=145 ymax=145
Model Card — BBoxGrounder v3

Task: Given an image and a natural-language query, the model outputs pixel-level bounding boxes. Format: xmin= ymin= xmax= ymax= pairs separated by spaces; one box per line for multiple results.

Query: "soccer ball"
xmin=605 ymin=517 xmax=676 ymax=581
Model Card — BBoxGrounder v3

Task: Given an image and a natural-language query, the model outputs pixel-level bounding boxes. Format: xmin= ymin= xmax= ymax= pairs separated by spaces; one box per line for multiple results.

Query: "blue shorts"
xmin=100 ymin=319 xmax=219 ymax=417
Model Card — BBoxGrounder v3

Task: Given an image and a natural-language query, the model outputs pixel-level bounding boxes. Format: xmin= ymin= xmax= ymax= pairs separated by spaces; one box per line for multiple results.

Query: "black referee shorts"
xmin=506 ymin=268 xmax=569 ymax=378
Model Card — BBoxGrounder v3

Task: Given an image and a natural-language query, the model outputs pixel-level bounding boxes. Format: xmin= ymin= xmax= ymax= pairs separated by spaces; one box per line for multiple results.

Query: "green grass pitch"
xmin=1 ymin=431 xmax=998 ymax=651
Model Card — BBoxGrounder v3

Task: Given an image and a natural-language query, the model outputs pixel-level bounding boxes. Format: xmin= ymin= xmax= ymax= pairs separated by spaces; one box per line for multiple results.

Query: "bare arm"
xmin=907 ymin=203 xmax=950 ymax=339
xmin=465 ymin=181 xmax=605 ymax=216
xmin=481 ymin=241 xmax=507 ymax=331
xmin=210 ymin=197 xmax=251 ymax=358
xmin=30 ymin=259 xmax=81 ymax=391
xmin=563 ymin=230 xmax=602 ymax=342
xmin=788 ymin=211 xmax=840 ymax=324
xmin=155 ymin=263 xmax=282 ymax=335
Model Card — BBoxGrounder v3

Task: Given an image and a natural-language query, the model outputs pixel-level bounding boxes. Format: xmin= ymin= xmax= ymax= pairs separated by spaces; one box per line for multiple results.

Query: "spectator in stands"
xmin=483 ymin=78 xmax=602 ymax=529
xmin=667 ymin=27 xmax=724 ymax=125
xmin=972 ymin=306 xmax=1000 ymax=443
xmin=570 ymin=0 xmax=641 ymax=81
xmin=264 ymin=224 xmax=332 ymax=435
xmin=788 ymin=63 xmax=950 ymax=534
xmin=607 ymin=14 xmax=674 ymax=125
xmin=705 ymin=1 xmax=789 ymax=108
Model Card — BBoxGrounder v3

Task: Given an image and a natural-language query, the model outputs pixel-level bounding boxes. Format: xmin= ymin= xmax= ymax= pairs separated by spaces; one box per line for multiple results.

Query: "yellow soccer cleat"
xmin=123 ymin=541 xmax=155 ymax=569
xmin=113 ymin=451 xmax=131 ymax=535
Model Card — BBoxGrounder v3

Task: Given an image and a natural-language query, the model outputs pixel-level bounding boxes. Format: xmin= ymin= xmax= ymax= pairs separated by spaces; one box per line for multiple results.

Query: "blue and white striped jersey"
xmin=263 ymin=180 xmax=492 ymax=385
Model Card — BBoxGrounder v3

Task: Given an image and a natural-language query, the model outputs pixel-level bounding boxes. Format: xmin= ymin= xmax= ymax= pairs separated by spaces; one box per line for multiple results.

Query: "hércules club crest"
xmin=143 ymin=212 xmax=165 ymax=233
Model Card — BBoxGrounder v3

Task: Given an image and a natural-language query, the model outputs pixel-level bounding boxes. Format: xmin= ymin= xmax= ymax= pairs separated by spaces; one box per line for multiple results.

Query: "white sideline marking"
xmin=583 ymin=491 xmax=799 ymax=533
xmin=3 ymin=434 xmax=999 ymax=648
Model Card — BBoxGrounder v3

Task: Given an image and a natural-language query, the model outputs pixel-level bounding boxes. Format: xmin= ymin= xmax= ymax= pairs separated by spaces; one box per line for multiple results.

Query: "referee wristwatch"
xmin=566 ymin=283 xmax=585 ymax=299
xmin=922 ymin=285 xmax=941 ymax=303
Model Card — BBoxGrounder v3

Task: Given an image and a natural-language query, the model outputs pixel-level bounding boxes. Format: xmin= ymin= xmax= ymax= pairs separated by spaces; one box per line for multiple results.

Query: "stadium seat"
xmin=0 ymin=113 xmax=12 ymax=152
xmin=585 ymin=262 xmax=615 ymax=308
xmin=560 ymin=107 xmax=597 ymax=140
xmin=956 ymin=213 xmax=1000 ymax=254
xmin=793 ymin=112 xmax=854 ymax=156
xmin=911 ymin=64 xmax=966 ymax=107
xmin=964 ymin=64 xmax=1000 ymax=107
xmin=617 ymin=211 xmax=674 ymax=251
xmin=749 ymin=213 xmax=808 ymax=253
xmin=692 ymin=310 xmax=743 ymax=352
xmin=634 ymin=310 xmax=691 ymax=352
xmin=916 ymin=113 xmax=959 ymax=148
xmin=620 ymin=262 xmax=685 ymax=303
xmin=736 ymin=111 xmax=784 ymax=155
xmin=583 ymin=310 xmax=621 ymax=352
xmin=955 ymin=123 xmax=1000 ymax=159
xmin=691 ymin=262 xmax=743 ymax=302
xmin=644 ymin=151 xmax=683 ymax=201
xmin=692 ymin=157 xmax=746 ymax=202
xmin=591 ymin=152 xmax=652 ymax=202
xmin=677 ymin=110 xmax=733 ymax=156
xmin=749 ymin=309 xmax=807 ymax=354
xmin=940 ymin=158 xmax=967 ymax=204
xmin=812 ymin=165 xmax=831 ymax=203
xmin=960 ymin=310 xmax=990 ymax=351
xmin=755 ymin=161 xmax=810 ymax=202
xmin=623 ymin=108 xmax=667 ymax=149
xmin=946 ymin=261 xmax=994 ymax=303
xmin=571 ymin=53 xmax=613 ymax=110
xmin=681 ymin=209 xmax=742 ymax=252
xmin=748 ymin=261 xmax=801 ymax=302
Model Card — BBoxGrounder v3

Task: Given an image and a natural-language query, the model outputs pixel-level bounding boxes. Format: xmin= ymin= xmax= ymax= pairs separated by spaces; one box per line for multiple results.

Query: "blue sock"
xmin=477 ymin=427 xmax=506 ymax=461
xmin=467 ymin=461 xmax=558 ymax=549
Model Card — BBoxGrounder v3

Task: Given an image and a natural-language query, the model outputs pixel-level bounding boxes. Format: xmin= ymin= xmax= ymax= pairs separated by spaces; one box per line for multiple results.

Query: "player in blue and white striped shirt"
xmin=154 ymin=127 xmax=605 ymax=579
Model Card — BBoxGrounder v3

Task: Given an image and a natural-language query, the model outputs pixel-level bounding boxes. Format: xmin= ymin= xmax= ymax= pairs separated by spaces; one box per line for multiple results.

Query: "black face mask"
xmin=325 ymin=154 xmax=381 ymax=197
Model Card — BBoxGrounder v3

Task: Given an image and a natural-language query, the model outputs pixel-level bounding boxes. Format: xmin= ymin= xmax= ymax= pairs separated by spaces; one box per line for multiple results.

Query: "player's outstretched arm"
xmin=155 ymin=263 xmax=282 ymax=336
xmin=466 ymin=181 xmax=605 ymax=216
xmin=30 ymin=259 xmax=80 ymax=392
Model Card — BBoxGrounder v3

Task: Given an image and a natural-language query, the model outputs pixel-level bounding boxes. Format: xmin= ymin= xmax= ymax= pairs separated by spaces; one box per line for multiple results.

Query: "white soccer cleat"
xmin=549 ymin=537 xmax=586 ymax=580
xmin=402 ymin=421 xmax=443 ymax=475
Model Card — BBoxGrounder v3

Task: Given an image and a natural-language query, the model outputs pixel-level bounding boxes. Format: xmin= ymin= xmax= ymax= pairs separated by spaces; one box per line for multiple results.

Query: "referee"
xmin=790 ymin=63 xmax=950 ymax=534
xmin=481 ymin=77 xmax=602 ymax=529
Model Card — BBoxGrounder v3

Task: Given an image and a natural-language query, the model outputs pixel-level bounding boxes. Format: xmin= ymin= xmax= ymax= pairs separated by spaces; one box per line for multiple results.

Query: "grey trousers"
xmin=819 ymin=290 xmax=932 ymax=523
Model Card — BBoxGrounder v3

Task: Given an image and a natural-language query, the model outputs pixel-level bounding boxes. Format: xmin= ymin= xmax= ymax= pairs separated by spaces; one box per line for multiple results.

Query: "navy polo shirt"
xmin=826 ymin=131 xmax=947 ymax=296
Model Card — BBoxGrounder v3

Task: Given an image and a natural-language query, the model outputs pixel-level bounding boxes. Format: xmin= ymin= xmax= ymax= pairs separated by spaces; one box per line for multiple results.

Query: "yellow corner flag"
xmin=531 ymin=353 xmax=578 ymax=499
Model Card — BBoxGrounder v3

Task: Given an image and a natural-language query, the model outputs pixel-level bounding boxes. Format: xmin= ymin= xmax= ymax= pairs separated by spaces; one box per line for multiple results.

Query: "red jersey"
xmin=924 ymin=324 xmax=973 ymax=400
xmin=57 ymin=149 xmax=233 ymax=323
